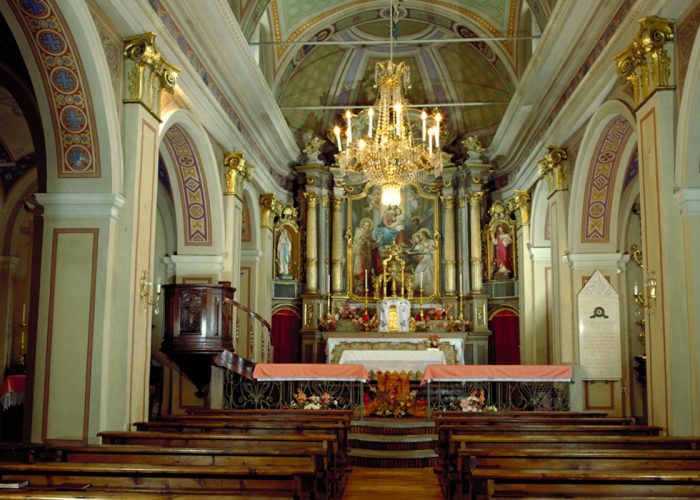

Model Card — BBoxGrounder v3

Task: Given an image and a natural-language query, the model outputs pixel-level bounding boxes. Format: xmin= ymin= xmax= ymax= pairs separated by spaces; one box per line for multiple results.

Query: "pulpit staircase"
xmin=349 ymin=419 xmax=437 ymax=468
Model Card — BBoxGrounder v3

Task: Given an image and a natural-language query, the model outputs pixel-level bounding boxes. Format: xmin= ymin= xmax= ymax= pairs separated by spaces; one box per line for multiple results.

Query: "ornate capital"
xmin=321 ymin=195 xmax=330 ymax=208
xmin=537 ymin=146 xmax=568 ymax=197
xmin=304 ymin=192 xmax=318 ymax=209
xmin=509 ymin=190 xmax=531 ymax=227
xmin=615 ymin=16 xmax=675 ymax=108
xmin=332 ymin=196 xmax=343 ymax=210
xmin=441 ymin=195 xmax=455 ymax=209
xmin=469 ymin=191 xmax=484 ymax=208
xmin=260 ymin=193 xmax=282 ymax=230
xmin=223 ymin=151 xmax=254 ymax=198
xmin=123 ymin=33 xmax=180 ymax=119
xmin=275 ymin=204 xmax=299 ymax=230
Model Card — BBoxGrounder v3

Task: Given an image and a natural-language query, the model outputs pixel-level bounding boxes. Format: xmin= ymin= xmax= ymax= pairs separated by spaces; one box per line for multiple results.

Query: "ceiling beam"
xmin=248 ymin=35 xmax=541 ymax=46
xmin=279 ymin=102 xmax=509 ymax=111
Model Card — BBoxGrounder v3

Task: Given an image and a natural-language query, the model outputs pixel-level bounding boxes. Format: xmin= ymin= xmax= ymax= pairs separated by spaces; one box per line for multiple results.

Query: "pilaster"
xmin=509 ymin=190 xmax=533 ymax=363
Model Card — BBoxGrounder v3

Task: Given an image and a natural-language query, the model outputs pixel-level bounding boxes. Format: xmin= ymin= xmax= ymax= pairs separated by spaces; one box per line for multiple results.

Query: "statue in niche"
xmin=276 ymin=227 xmax=292 ymax=278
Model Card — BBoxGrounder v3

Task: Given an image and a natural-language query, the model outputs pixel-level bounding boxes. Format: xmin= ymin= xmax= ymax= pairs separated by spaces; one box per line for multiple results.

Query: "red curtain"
xmin=490 ymin=310 xmax=520 ymax=365
xmin=271 ymin=310 xmax=300 ymax=363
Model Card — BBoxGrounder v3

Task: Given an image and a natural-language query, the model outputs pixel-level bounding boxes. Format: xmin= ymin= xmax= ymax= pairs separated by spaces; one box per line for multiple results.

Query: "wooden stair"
xmin=349 ymin=419 xmax=437 ymax=468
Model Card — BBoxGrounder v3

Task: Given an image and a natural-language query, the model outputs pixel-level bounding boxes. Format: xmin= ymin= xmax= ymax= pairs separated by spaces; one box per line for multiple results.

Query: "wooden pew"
xmin=433 ymin=410 xmax=610 ymax=419
xmin=472 ymin=468 xmax=700 ymax=499
xmin=187 ymin=408 xmax=354 ymax=418
xmin=457 ymin=447 xmax=700 ymax=499
xmin=98 ymin=430 xmax=342 ymax=496
xmin=0 ymin=461 xmax=317 ymax=498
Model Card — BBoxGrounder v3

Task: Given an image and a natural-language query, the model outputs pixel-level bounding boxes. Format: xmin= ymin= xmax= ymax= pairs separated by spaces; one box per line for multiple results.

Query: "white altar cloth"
xmin=325 ymin=335 xmax=465 ymax=365
xmin=339 ymin=349 xmax=446 ymax=374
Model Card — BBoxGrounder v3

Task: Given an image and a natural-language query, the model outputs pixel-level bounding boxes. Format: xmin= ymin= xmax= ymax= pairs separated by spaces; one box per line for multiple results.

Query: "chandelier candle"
xmin=334 ymin=60 xmax=443 ymax=205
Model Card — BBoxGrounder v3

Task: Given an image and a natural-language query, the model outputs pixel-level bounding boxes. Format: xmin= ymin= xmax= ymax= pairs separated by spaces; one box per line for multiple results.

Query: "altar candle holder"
xmin=364 ymin=286 xmax=369 ymax=314
xmin=19 ymin=319 xmax=27 ymax=365
xmin=458 ymin=293 xmax=464 ymax=322
xmin=418 ymin=286 xmax=424 ymax=321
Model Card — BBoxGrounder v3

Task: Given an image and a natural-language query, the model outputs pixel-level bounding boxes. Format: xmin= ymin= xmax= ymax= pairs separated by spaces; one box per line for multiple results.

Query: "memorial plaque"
xmin=577 ymin=270 xmax=621 ymax=379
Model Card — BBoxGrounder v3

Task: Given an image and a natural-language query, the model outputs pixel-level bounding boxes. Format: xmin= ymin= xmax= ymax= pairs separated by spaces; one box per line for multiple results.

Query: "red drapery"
xmin=490 ymin=310 xmax=520 ymax=365
xmin=271 ymin=310 xmax=300 ymax=363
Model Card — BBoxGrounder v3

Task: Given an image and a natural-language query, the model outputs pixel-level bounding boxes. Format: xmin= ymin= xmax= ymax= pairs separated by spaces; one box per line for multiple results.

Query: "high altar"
xmin=313 ymin=244 xmax=481 ymax=374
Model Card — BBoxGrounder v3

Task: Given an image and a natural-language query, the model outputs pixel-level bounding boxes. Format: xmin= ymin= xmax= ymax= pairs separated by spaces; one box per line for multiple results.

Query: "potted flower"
xmin=424 ymin=333 xmax=441 ymax=349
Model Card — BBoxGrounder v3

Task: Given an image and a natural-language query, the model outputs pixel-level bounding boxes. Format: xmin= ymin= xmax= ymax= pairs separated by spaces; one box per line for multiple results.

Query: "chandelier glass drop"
xmin=333 ymin=60 xmax=443 ymax=205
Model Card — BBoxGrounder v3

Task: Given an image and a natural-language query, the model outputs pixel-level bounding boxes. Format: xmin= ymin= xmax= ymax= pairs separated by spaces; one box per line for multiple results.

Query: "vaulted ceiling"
xmin=235 ymin=0 xmax=554 ymax=150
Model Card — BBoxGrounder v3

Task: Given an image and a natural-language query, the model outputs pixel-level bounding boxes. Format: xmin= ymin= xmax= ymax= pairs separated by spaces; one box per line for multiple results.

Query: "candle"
xmin=428 ymin=128 xmax=433 ymax=154
xmin=420 ymin=272 xmax=423 ymax=289
xmin=365 ymin=269 xmax=368 ymax=290
xmin=327 ymin=274 xmax=331 ymax=293
xmin=421 ymin=110 xmax=427 ymax=143
xmin=434 ymin=114 xmax=441 ymax=148
xmin=633 ymin=282 xmax=639 ymax=295
xmin=345 ymin=110 xmax=352 ymax=144
xmin=368 ymin=107 xmax=374 ymax=138
xmin=334 ymin=126 xmax=342 ymax=152
xmin=22 ymin=303 xmax=26 ymax=323
xmin=459 ymin=272 xmax=463 ymax=294
xmin=156 ymin=279 xmax=161 ymax=294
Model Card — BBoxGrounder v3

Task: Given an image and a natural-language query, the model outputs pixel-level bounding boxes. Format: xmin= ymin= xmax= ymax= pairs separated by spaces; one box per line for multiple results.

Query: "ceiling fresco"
xmin=238 ymin=0 xmax=551 ymax=149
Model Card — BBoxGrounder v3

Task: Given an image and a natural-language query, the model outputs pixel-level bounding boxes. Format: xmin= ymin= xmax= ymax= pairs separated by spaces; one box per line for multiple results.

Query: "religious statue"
xmin=277 ymin=228 xmax=292 ymax=278
xmin=491 ymin=223 xmax=513 ymax=277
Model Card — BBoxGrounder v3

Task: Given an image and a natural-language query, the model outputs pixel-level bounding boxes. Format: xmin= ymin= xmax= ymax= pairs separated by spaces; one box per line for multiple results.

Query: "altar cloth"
xmin=1 ymin=375 xmax=26 ymax=410
xmin=421 ymin=364 xmax=573 ymax=385
xmin=339 ymin=349 xmax=446 ymax=374
xmin=253 ymin=363 xmax=369 ymax=381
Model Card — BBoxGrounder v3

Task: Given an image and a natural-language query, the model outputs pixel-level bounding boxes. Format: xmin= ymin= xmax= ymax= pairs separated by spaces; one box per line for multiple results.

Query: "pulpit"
xmin=162 ymin=283 xmax=235 ymax=397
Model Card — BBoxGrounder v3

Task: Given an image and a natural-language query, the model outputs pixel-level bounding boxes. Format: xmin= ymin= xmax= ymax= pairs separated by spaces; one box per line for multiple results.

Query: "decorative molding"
xmin=9 ymin=0 xmax=100 ymax=178
xmin=566 ymin=252 xmax=628 ymax=271
xmin=123 ymin=32 xmax=180 ymax=120
xmin=674 ymin=188 xmax=700 ymax=214
xmin=529 ymin=246 xmax=552 ymax=260
xmin=615 ymin=16 xmax=675 ymax=108
xmin=35 ymin=193 xmax=124 ymax=219
xmin=259 ymin=193 xmax=282 ymax=230
xmin=162 ymin=125 xmax=212 ymax=245
xmin=509 ymin=190 xmax=531 ymax=227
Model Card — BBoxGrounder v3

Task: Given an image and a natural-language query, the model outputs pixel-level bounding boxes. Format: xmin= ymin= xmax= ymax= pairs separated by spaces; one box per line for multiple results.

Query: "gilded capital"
xmin=223 ymin=151 xmax=254 ymax=198
xmin=332 ymin=196 xmax=343 ymax=210
xmin=615 ymin=16 xmax=675 ymax=108
xmin=441 ymin=195 xmax=455 ymax=209
xmin=304 ymin=192 xmax=318 ymax=209
xmin=469 ymin=191 xmax=484 ymax=208
xmin=260 ymin=193 xmax=282 ymax=230
xmin=537 ymin=146 xmax=568 ymax=197
xmin=123 ymin=32 xmax=180 ymax=119
xmin=510 ymin=190 xmax=531 ymax=226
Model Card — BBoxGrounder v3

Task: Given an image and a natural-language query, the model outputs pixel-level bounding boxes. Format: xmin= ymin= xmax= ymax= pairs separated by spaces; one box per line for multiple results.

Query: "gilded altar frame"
xmin=485 ymin=217 xmax=517 ymax=281
xmin=345 ymin=183 xmax=440 ymax=301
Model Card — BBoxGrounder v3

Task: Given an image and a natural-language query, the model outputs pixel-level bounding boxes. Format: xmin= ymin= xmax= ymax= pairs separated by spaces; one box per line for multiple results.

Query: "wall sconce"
xmin=139 ymin=270 xmax=162 ymax=313
xmin=633 ymin=271 xmax=657 ymax=310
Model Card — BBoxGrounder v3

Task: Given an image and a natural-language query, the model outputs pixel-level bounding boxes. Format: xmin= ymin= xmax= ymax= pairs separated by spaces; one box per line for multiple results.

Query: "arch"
xmin=568 ymin=100 xmax=637 ymax=253
xmin=159 ymin=110 xmax=224 ymax=256
xmin=676 ymin=27 xmax=700 ymax=189
xmin=2 ymin=0 xmax=122 ymax=192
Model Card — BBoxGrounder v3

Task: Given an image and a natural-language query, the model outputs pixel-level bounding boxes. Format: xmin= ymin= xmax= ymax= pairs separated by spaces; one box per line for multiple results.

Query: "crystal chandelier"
xmin=333 ymin=60 xmax=443 ymax=205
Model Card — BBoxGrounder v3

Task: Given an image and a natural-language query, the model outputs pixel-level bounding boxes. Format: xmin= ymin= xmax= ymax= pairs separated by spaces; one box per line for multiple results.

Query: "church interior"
xmin=1 ymin=0 xmax=700 ymax=496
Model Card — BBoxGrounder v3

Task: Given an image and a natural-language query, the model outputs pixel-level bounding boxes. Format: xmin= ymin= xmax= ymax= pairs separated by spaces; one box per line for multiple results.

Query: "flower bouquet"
xmin=459 ymin=389 xmax=497 ymax=412
xmin=424 ymin=333 xmax=441 ymax=349
xmin=291 ymin=390 xmax=337 ymax=410
xmin=318 ymin=313 xmax=336 ymax=332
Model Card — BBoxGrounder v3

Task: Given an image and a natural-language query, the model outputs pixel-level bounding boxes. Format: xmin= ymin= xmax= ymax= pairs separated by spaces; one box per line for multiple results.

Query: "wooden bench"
xmin=472 ymin=468 xmax=700 ymax=499
xmin=0 ymin=461 xmax=317 ymax=498
xmin=457 ymin=447 xmax=700 ymax=499
xmin=98 ymin=430 xmax=342 ymax=496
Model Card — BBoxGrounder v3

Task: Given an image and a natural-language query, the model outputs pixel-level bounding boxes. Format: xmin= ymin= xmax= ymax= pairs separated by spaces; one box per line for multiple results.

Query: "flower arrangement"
xmin=336 ymin=302 xmax=362 ymax=320
xmin=366 ymin=390 xmax=414 ymax=417
xmin=318 ymin=313 xmax=336 ymax=332
xmin=353 ymin=311 xmax=378 ymax=331
xmin=291 ymin=390 xmax=337 ymax=410
xmin=459 ymin=389 xmax=497 ymax=412
xmin=424 ymin=304 xmax=452 ymax=321
xmin=424 ymin=333 xmax=441 ymax=348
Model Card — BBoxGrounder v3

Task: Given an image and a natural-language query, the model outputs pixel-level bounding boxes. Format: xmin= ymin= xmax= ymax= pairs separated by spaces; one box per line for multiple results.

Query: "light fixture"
xmin=139 ymin=270 xmax=162 ymax=313
xmin=332 ymin=10 xmax=443 ymax=205
xmin=633 ymin=271 xmax=657 ymax=310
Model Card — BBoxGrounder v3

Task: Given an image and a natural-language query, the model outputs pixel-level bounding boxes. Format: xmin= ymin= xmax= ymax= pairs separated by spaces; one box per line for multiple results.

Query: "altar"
xmin=323 ymin=331 xmax=467 ymax=366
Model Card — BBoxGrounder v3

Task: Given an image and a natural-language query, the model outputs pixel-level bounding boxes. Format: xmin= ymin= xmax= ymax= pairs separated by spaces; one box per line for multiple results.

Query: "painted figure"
xmin=411 ymin=228 xmax=435 ymax=295
xmin=277 ymin=227 xmax=292 ymax=277
xmin=353 ymin=218 xmax=382 ymax=292
xmin=492 ymin=224 xmax=513 ymax=276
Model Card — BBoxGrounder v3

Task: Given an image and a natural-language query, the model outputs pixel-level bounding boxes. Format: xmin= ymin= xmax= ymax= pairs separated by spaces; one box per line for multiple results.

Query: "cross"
xmin=21 ymin=0 xmax=47 ymax=17
xmin=62 ymin=109 xmax=84 ymax=130
xmin=53 ymin=70 xmax=75 ymax=91
xmin=68 ymin=148 xmax=86 ymax=168
xmin=39 ymin=32 xmax=62 ymax=52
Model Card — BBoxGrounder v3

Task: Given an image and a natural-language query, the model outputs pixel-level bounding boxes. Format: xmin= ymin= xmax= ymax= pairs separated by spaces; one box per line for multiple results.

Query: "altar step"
xmin=349 ymin=419 xmax=437 ymax=468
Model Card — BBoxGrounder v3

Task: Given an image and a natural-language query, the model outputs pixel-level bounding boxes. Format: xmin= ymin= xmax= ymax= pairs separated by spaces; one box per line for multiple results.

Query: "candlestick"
xmin=22 ymin=303 xmax=26 ymax=323
xmin=364 ymin=269 xmax=368 ymax=290
xmin=419 ymin=286 xmax=424 ymax=321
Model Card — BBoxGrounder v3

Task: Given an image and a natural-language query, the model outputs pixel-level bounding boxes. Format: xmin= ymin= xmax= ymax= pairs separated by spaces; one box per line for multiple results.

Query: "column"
xmin=116 ymin=33 xmax=179 ymax=427
xmin=319 ymin=193 xmax=330 ymax=297
xmin=0 ymin=257 xmax=20 ymax=368
xmin=617 ymin=16 xmax=692 ymax=434
xmin=441 ymin=194 xmax=456 ymax=296
xmin=510 ymin=190 xmax=533 ymax=363
xmin=331 ymin=194 xmax=344 ymax=294
xmin=469 ymin=192 xmax=485 ymax=294
xmin=304 ymin=192 xmax=319 ymax=293
xmin=258 ymin=194 xmax=280 ymax=362
xmin=222 ymin=151 xmax=253 ymax=288
xmin=537 ymin=146 xmax=572 ymax=364
xmin=456 ymin=179 xmax=471 ymax=297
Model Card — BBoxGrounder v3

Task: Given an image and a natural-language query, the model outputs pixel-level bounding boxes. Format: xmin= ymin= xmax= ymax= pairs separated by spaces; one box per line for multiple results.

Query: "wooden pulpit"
xmin=161 ymin=283 xmax=235 ymax=397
